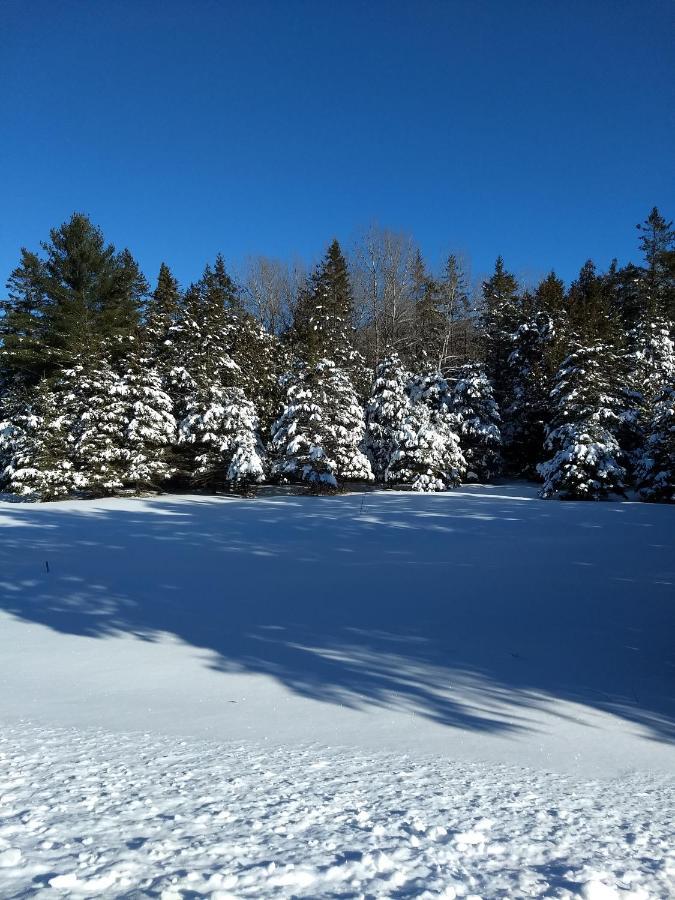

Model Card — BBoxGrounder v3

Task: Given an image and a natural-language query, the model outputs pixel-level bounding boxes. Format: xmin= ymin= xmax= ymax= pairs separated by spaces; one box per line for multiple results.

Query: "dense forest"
xmin=0 ymin=209 xmax=673 ymax=501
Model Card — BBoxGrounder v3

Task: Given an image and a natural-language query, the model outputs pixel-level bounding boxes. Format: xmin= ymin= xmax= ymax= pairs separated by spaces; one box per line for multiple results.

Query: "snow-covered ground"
xmin=1 ymin=484 xmax=674 ymax=897
xmin=1 ymin=724 xmax=673 ymax=899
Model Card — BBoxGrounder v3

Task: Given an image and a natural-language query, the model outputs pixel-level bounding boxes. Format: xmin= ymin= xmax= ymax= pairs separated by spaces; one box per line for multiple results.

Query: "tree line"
xmin=0 ymin=209 xmax=673 ymax=501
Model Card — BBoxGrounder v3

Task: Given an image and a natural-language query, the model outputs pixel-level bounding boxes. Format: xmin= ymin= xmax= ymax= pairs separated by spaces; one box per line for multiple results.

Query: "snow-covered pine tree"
xmin=68 ymin=358 xmax=129 ymax=496
xmin=365 ymin=354 xmax=410 ymax=482
xmin=178 ymin=384 xmax=265 ymax=491
xmin=621 ymin=317 xmax=675 ymax=472
xmin=478 ymin=257 xmax=521 ymax=403
xmin=450 ymin=363 xmax=502 ymax=482
xmin=270 ymin=365 xmax=338 ymax=492
xmin=1 ymin=378 xmax=75 ymax=500
xmin=226 ymin=312 xmax=285 ymax=435
xmin=166 ymin=275 xmax=241 ymax=479
xmin=144 ymin=263 xmax=182 ymax=378
xmin=320 ymin=362 xmax=373 ymax=482
xmin=503 ymin=313 xmax=556 ymax=475
xmin=385 ymin=404 xmax=463 ymax=491
xmin=635 ymin=385 xmax=675 ymax=503
xmin=271 ymin=359 xmax=372 ymax=491
xmin=406 ymin=370 xmax=467 ymax=487
xmin=119 ymin=345 xmax=176 ymax=491
xmin=538 ymin=343 xmax=626 ymax=500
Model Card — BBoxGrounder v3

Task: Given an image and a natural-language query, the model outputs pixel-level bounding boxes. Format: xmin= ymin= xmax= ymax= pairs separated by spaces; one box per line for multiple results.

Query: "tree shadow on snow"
xmin=0 ymin=485 xmax=673 ymax=741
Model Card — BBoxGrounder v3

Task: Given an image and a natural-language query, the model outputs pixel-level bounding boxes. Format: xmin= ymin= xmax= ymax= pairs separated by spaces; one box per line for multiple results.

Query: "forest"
xmin=0 ymin=209 xmax=673 ymax=502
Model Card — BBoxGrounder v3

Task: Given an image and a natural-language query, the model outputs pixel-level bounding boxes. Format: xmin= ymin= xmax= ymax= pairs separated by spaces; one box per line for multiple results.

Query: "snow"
xmin=1 ymin=724 xmax=673 ymax=899
xmin=0 ymin=483 xmax=673 ymax=897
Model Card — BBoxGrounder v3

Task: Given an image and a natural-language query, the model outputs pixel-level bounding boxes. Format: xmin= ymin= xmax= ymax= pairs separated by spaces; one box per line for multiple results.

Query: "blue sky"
xmin=1 ymin=0 xmax=673 ymax=291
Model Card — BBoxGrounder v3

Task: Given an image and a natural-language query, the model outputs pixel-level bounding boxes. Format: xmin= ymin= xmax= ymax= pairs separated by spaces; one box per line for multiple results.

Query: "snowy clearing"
xmin=0 ymin=483 xmax=674 ymax=897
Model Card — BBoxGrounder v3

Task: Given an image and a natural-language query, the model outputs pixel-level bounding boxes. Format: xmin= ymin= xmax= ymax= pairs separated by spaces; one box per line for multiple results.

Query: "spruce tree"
xmin=145 ymin=263 xmax=182 ymax=377
xmin=69 ymin=358 xmax=129 ymax=496
xmin=538 ymin=343 xmax=625 ymax=500
xmin=410 ymin=251 xmax=446 ymax=371
xmin=271 ymin=359 xmax=371 ymax=490
xmin=270 ymin=364 xmax=338 ymax=492
xmin=479 ymin=257 xmax=521 ymax=402
xmin=503 ymin=313 xmax=556 ymax=475
xmin=450 ymin=363 xmax=503 ymax=482
xmin=1 ymin=378 xmax=75 ymax=500
xmin=365 ymin=354 xmax=411 ymax=481
xmin=289 ymin=239 xmax=357 ymax=367
xmin=636 ymin=385 xmax=675 ymax=503
xmin=385 ymin=400 xmax=464 ymax=492
xmin=179 ymin=385 xmax=265 ymax=491
xmin=119 ymin=345 xmax=176 ymax=491
xmin=636 ymin=207 xmax=675 ymax=322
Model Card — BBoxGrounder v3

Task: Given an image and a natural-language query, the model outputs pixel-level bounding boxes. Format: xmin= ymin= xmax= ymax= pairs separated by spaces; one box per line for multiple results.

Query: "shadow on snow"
xmin=0 ymin=484 xmax=673 ymax=741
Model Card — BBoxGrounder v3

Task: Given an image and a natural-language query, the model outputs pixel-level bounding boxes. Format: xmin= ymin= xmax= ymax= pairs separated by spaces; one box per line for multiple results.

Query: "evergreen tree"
xmin=385 ymin=399 xmax=464 ymax=492
xmin=479 ymin=257 xmax=521 ymax=400
xmin=144 ymin=263 xmax=182 ymax=376
xmin=538 ymin=344 xmax=625 ymax=499
xmin=270 ymin=365 xmax=338 ymax=492
xmin=271 ymin=359 xmax=371 ymax=490
xmin=503 ymin=313 xmax=556 ymax=475
xmin=636 ymin=385 xmax=675 ymax=503
xmin=1 ymin=378 xmax=75 ymax=500
xmin=227 ymin=312 xmax=285 ymax=435
xmin=450 ymin=363 xmax=503 ymax=482
xmin=411 ymin=251 xmax=446 ymax=370
xmin=119 ymin=346 xmax=176 ymax=490
xmin=69 ymin=358 xmax=129 ymax=496
xmin=365 ymin=354 xmax=411 ymax=481
xmin=1 ymin=214 xmax=146 ymax=379
xmin=622 ymin=317 xmax=675 ymax=475
xmin=636 ymin=207 xmax=675 ymax=321
xmin=289 ymin=240 xmax=356 ymax=367
xmin=178 ymin=385 xmax=265 ymax=491
xmin=567 ymin=260 xmax=616 ymax=344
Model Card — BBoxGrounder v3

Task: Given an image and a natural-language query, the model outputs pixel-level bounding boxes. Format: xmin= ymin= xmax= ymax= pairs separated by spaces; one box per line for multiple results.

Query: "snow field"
xmin=1 ymin=724 xmax=673 ymax=899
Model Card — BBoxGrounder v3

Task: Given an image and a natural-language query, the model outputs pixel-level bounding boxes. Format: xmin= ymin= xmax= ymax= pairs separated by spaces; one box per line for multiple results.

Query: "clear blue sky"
xmin=1 ymin=0 xmax=673 ymax=291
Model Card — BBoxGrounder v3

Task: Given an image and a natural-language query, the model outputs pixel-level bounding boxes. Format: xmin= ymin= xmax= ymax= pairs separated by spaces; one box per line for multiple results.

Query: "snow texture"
xmin=0 ymin=724 xmax=673 ymax=899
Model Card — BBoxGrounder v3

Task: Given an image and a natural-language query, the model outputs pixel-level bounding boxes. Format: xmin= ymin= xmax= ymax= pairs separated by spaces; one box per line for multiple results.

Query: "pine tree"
xmin=622 ymin=317 xmax=675 ymax=476
xmin=271 ymin=359 xmax=371 ymax=491
xmin=567 ymin=260 xmax=616 ymax=344
xmin=636 ymin=385 xmax=675 ymax=503
xmin=289 ymin=240 xmax=357 ymax=367
xmin=320 ymin=362 xmax=373 ymax=482
xmin=384 ymin=400 xmax=460 ymax=492
xmin=145 ymin=263 xmax=182 ymax=377
xmin=119 ymin=346 xmax=176 ymax=490
xmin=503 ymin=313 xmax=556 ymax=475
xmin=68 ymin=358 xmax=129 ymax=496
xmin=1 ymin=378 xmax=75 ymax=500
xmin=1 ymin=214 xmax=146 ymax=380
xmin=479 ymin=257 xmax=521 ymax=402
xmin=636 ymin=207 xmax=675 ymax=322
xmin=450 ymin=363 xmax=502 ymax=482
xmin=270 ymin=365 xmax=338 ymax=492
xmin=410 ymin=251 xmax=446 ymax=371
xmin=179 ymin=385 xmax=265 ymax=491
xmin=538 ymin=343 xmax=625 ymax=500
xmin=365 ymin=354 xmax=411 ymax=481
